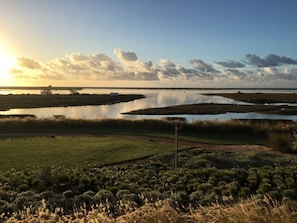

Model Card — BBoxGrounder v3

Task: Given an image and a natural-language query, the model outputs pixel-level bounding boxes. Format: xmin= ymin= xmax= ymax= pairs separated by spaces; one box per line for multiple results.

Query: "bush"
xmin=268 ymin=133 xmax=296 ymax=153
xmin=17 ymin=183 xmax=30 ymax=192
xmin=94 ymin=189 xmax=114 ymax=202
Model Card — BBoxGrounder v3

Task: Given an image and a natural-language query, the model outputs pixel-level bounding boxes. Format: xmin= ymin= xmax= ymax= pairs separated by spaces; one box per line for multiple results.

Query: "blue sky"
xmin=0 ymin=0 xmax=297 ymax=87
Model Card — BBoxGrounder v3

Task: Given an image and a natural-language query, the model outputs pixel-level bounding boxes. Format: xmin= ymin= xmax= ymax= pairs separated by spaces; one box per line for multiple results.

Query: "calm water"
xmin=1 ymin=88 xmax=297 ymax=122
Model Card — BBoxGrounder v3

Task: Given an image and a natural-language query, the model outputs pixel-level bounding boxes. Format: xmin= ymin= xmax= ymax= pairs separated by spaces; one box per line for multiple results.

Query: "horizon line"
xmin=1 ymin=86 xmax=297 ymax=91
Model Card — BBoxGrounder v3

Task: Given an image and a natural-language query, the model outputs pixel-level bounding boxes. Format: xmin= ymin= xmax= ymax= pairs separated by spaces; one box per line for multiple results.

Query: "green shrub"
xmin=282 ymin=189 xmax=297 ymax=199
xmin=17 ymin=183 xmax=30 ymax=192
xmin=257 ymin=182 xmax=272 ymax=194
xmin=94 ymin=189 xmax=114 ymax=202
xmin=62 ymin=190 xmax=73 ymax=198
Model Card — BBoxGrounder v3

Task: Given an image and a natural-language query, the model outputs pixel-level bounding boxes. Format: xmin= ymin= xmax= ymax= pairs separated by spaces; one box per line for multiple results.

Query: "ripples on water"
xmin=0 ymin=88 xmax=297 ymax=121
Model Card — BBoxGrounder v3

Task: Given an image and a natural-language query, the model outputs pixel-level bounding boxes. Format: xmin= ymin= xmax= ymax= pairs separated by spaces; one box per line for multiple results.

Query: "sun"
xmin=0 ymin=47 xmax=16 ymax=82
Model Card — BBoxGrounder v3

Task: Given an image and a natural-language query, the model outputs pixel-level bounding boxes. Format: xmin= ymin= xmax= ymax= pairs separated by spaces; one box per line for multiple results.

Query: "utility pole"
xmin=174 ymin=122 xmax=179 ymax=169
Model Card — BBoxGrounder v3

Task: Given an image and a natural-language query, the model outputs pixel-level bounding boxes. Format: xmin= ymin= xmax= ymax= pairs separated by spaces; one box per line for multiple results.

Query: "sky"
xmin=0 ymin=0 xmax=297 ymax=88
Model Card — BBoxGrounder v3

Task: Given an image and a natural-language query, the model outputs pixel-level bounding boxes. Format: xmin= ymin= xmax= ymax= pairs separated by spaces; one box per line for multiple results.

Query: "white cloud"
xmin=114 ymin=48 xmax=137 ymax=62
xmin=264 ymin=67 xmax=277 ymax=75
xmin=17 ymin=57 xmax=41 ymax=69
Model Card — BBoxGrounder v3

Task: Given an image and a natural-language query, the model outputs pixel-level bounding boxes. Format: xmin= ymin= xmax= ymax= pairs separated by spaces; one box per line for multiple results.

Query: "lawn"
xmin=0 ymin=136 xmax=176 ymax=170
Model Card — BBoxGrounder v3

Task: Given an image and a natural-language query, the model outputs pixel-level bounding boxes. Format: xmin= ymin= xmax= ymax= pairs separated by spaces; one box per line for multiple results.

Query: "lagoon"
xmin=1 ymin=88 xmax=297 ymax=121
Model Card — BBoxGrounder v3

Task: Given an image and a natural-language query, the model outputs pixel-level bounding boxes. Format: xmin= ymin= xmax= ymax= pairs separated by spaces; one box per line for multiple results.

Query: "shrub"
xmin=282 ymin=189 xmax=297 ymax=199
xmin=94 ymin=189 xmax=114 ymax=202
xmin=62 ymin=190 xmax=73 ymax=198
xmin=268 ymin=133 xmax=296 ymax=153
xmin=17 ymin=183 xmax=30 ymax=192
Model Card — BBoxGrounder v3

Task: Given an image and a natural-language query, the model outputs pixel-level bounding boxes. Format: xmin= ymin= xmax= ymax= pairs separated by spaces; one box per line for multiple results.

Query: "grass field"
xmin=0 ymin=136 xmax=178 ymax=170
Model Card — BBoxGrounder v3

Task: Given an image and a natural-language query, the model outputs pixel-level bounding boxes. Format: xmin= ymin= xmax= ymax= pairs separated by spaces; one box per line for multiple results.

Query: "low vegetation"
xmin=0 ymin=118 xmax=297 ymax=222
xmin=0 ymin=149 xmax=297 ymax=222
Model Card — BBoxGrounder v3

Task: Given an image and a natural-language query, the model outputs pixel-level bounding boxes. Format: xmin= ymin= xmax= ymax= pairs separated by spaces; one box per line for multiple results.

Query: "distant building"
xmin=53 ymin=115 xmax=66 ymax=119
xmin=69 ymin=89 xmax=79 ymax=94
xmin=164 ymin=117 xmax=186 ymax=122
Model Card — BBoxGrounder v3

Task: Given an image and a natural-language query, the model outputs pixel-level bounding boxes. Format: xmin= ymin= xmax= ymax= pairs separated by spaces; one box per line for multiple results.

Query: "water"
xmin=1 ymin=88 xmax=297 ymax=122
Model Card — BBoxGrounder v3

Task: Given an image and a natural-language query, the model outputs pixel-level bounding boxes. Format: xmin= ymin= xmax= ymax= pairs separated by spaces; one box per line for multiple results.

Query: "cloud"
xmin=67 ymin=53 xmax=89 ymax=62
xmin=264 ymin=67 xmax=278 ymax=75
xmin=10 ymin=50 xmax=297 ymax=87
xmin=215 ymin=60 xmax=245 ymax=68
xmin=114 ymin=48 xmax=137 ymax=62
xmin=190 ymin=59 xmax=219 ymax=73
xmin=113 ymin=48 xmax=155 ymax=76
xmin=17 ymin=57 xmax=41 ymax=69
xmin=245 ymin=54 xmax=297 ymax=67
xmin=156 ymin=59 xmax=214 ymax=81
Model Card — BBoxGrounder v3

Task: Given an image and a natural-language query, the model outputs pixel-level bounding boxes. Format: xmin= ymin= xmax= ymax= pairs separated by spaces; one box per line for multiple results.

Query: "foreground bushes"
xmin=0 ymin=149 xmax=296 ymax=219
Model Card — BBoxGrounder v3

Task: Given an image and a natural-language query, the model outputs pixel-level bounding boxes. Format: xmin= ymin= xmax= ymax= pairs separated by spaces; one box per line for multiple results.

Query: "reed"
xmin=0 ymin=117 xmax=295 ymax=135
xmin=2 ymin=196 xmax=296 ymax=223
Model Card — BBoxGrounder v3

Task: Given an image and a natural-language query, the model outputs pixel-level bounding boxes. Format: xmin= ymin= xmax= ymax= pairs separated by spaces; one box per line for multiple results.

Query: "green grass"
xmin=0 ymin=136 xmax=176 ymax=170
xmin=179 ymin=132 xmax=265 ymax=145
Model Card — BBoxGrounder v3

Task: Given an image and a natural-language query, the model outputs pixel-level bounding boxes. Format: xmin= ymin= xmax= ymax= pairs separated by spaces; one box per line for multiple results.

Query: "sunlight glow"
xmin=0 ymin=47 xmax=16 ymax=83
